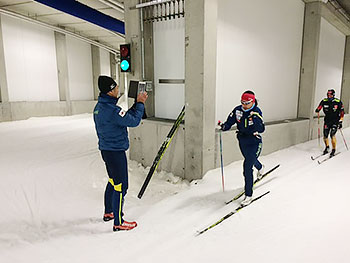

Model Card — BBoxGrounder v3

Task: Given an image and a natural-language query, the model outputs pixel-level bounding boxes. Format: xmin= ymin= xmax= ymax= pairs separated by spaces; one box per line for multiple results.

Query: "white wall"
xmin=66 ymin=36 xmax=93 ymax=101
xmin=1 ymin=15 xmax=59 ymax=102
xmin=216 ymin=0 xmax=304 ymax=123
xmin=314 ymin=17 xmax=346 ymax=112
xmin=153 ymin=18 xmax=185 ymax=119
xmin=100 ymin=48 xmax=111 ymax=76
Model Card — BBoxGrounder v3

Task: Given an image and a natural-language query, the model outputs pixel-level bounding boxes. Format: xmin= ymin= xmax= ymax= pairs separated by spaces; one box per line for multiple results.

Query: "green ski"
xmin=225 ymin=164 xmax=279 ymax=205
xmin=196 ymin=191 xmax=270 ymax=236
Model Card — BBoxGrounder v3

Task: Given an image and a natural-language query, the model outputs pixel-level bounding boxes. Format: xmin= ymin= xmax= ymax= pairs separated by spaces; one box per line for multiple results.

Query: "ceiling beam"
xmin=0 ymin=7 xmax=119 ymax=53
xmin=34 ymin=0 xmax=125 ymax=34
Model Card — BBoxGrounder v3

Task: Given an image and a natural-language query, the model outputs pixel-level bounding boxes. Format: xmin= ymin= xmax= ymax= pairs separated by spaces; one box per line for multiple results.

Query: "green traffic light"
xmin=121 ymin=60 xmax=130 ymax=71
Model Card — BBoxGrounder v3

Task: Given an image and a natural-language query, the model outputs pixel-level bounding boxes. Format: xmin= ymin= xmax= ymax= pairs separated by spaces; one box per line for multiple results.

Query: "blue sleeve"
xmin=115 ymin=102 xmax=145 ymax=127
xmin=222 ymin=108 xmax=237 ymax=131
xmin=250 ymin=108 xmax=265 ymax=133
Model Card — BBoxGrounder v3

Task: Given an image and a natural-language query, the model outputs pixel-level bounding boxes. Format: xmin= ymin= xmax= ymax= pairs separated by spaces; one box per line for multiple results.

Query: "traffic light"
xmin=120 ymin=44 xmax=131 ymax=72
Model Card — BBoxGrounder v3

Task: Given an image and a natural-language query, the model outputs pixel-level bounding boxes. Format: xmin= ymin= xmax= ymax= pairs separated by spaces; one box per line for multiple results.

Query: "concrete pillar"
xmin=184 ymin=0 xmax=217 ymax=180
xmin=0 ymin=15 xmax=11 ymax=121
xmin=123 ymin=0 xmax=142 ymax=104
xmin=124 ymin=2 xmax=156 ymax=115
xmin=110 ymin=52 xmax=117 ymax=80
xmin=54 ymin=32 xmax=71 ymax=115
xmin=143 ymin=12 xmax=155 ymax=117
xmin=91 ymin=45 xmax=101 ymax=100
xmin=341 ymin=36 xmax=350 ymax=114
xmin=124 ymin=0 xmax=141 ymax=81
xmin=298 ymin=2 xmax=322 ymax=138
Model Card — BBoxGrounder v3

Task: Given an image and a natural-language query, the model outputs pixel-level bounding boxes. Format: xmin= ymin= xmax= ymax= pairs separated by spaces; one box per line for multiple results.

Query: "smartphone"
xmin=138 ymin=81 xmax=146 ymax=94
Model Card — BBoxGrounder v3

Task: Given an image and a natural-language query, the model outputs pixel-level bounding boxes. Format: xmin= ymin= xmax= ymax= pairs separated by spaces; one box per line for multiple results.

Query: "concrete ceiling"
xmin=0 ymin=0 xmax=125 ymax=53
xmin=337 ymin=0 xmax=350 ymax=17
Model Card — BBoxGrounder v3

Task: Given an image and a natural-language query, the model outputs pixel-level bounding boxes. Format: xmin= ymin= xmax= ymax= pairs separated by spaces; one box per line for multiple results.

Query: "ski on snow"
xmin=196 ymin=191 xmax=270 ymax=236
xmin=225 ymin=164 xmax=279 ymax=205
xmin=311 ymin=152 xmax=327 ymax=160
xmin=317 ymin=152 xmax=340 ymax=164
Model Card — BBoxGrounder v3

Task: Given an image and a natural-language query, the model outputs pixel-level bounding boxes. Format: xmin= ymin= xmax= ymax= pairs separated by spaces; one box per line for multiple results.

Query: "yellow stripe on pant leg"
xmin=109 ymin=178 xmax=114 ymax=186
xmin=119 ymin=193 xmax=122 ymax=224
xmin=256 ymin=142 xmax=262 ymax=156
xmin=108 ymin=178 xmax=122 ymax=192
xmin=108 ymin=178 xmax=123 ymax=224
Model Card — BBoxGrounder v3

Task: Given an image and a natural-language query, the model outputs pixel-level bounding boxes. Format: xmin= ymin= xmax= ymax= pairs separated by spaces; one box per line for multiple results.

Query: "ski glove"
xmin=218 ymin=121 xmax=224 ymax=130
xmin=338 ymin=121 xmax=342 ymax=129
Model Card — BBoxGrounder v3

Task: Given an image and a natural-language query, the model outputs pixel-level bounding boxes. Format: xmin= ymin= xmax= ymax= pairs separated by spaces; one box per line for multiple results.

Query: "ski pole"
xmin=218 ymin=121 xmax=225 ymax=192
xmin=339 ymin=128 xmax=349 ymax=151
xmin=317 ymin=112 xmax=321 ymax=147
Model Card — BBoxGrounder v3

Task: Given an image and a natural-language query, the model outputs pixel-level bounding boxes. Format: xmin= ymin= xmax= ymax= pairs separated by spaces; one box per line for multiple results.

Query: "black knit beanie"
xmin=98 ymin=76 xmax=117 ymax=94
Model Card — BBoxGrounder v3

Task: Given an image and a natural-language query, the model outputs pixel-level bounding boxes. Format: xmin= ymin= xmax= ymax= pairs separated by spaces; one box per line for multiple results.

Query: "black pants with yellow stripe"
xmin=101 ymin=150 xmax=128 ymax=226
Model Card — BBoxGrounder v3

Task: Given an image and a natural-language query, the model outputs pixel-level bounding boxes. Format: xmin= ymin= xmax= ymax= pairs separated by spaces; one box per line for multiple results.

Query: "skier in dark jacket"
xmin=93 ymin=75 xmax=148 ymax=231
xmin=315 ymin=89 xmax=344 ymax=157
xmin=220 ymin=91 xmax=265 ymax=206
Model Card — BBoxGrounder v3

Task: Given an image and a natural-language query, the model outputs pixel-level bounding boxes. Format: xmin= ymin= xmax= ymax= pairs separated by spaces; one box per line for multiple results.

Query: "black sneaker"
xmin=323 ymin=146 xmax=329 ymax=155
xmin=330 ymin=149 xmax=336 ymax=157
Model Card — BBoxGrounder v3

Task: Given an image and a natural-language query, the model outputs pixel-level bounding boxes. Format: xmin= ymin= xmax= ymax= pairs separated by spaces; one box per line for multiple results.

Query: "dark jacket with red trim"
xmin=315 ymin=98 xmax=344 ymax=124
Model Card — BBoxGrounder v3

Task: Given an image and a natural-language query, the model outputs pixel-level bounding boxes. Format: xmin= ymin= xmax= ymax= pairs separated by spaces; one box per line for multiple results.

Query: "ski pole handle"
xmin=217 ymin=120 xmax=224 ymax=130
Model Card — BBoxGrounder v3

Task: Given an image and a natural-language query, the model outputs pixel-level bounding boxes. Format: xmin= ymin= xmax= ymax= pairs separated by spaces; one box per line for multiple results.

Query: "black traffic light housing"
xmin=120 ymin=44 xmax=131 ymax=72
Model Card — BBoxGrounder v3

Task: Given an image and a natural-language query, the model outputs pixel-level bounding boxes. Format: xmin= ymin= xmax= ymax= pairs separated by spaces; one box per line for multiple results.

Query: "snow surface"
xmin=1 ymin=114 xmax=350 ymax=263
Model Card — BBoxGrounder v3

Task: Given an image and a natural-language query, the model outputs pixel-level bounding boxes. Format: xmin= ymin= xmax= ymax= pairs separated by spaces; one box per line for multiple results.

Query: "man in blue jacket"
xmin=93 ymin=76 xmax=148 ymax=231
xmin=220 ymin=90 xmax=265 ymax=206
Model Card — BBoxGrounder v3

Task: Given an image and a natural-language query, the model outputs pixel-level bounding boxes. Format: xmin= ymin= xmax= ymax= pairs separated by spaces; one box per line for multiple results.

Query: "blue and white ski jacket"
xmin=93 ymin=93 xmax=144 ymax=151
xmin=222 ymin=104 xmax=265 ymax=143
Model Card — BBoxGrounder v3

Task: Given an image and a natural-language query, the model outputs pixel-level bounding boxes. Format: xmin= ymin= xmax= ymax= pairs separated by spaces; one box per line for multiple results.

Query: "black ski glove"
xmin=338 ymin=121 xmax=342 ymax=129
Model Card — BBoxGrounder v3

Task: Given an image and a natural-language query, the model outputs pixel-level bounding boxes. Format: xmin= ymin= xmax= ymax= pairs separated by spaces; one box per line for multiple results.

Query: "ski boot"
xmin=241 ymin=195 xmax=253 ymax=206
xmin=257 ymin=165 xmax=265 ymax=180
xmin=330 ymin=149 xmax=336 ymax=157
xmin=323 ymin=146 xmax=329 ymax=155
xmin=103 ymin=213 xmax=114 ymax=222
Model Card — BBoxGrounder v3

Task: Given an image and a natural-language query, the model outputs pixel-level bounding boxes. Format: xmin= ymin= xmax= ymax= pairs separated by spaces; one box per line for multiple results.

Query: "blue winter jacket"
xmin=93 ymin=93 xmax=145 ymax=151
xmin=222 ymin=104 xmax=265 ymax=143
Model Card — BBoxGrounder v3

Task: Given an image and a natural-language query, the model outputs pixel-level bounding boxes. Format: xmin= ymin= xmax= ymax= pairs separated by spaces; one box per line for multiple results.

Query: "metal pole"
xmin=219 ymin=130 xmax=225 ymax=192
xmin=140 ymin=7 xmax=145 ymax=80
xmin=317 ymin=112 xmax=321 ymax=147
